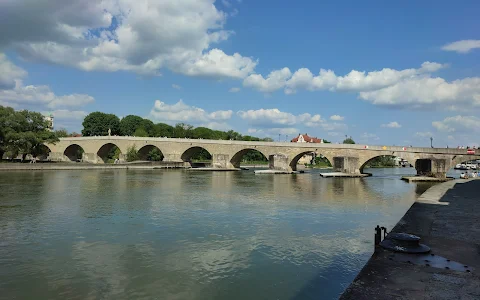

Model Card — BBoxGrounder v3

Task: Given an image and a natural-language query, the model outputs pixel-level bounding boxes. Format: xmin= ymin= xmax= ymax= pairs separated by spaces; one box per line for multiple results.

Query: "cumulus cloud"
xmin=0 ymin=53 xmax=27 ymax=89
xmin=1 ymin=0 xmax=257 ymax=79
xmin=432 ymin=116 xmax=480 ymax=133
xmin=0 ymin=83 xmax=94 ymax=109
xmin=49 ymin=109 xmax=88 ymax=121
xmin=149 ymin=99 xmax=232 ymax=125
xmin=381 ymin=121 xmax=402 ymax=128
xmin=0 ymin=53 xmax=94 ymax=110
xmin=229 ymin=87 xmax=240 ymax=93
xmin=172 ymin=84 xmax=182 ymax=90
xmin=441 ymin=40 xmax=480 ymax=54
xmin=330 ymin=115 xmax=344 ymax=121
xmin=237 ymin=108 xmax=296 ymax=127
xmin=359 ymin=77 xmax=480 ymax=111
xmin=243 ymin=68 xmax=292 ymax=93
xmin=244 ymin=61 xmax=446 ymax=94
xmin=237 ymin=108 xmax=347 ymax=132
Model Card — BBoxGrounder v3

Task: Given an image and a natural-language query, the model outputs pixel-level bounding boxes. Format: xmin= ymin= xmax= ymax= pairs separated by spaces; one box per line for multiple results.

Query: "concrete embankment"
xmin=0 ymin=162 xmax=187 ymax=170
xmin=340 ymin=179 xmax=480 ymax=299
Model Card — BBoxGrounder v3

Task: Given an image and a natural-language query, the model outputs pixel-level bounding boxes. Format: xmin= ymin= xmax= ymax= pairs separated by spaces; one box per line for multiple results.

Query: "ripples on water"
xmin=0 ymin=167 xmax=459 ymax=299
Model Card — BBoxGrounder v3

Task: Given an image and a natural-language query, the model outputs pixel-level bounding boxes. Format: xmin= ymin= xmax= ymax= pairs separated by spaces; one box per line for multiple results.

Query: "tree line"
xmin=81 ymin=112 xmax=274 ymax=142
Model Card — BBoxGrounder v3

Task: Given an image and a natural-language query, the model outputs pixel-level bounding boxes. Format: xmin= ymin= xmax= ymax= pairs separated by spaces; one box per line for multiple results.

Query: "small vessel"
xmin=454 ymin=164 xmax=468 ymax=170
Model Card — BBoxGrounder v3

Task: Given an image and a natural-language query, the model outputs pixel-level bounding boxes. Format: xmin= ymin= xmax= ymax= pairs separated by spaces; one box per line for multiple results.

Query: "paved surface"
xmin=340 ymin=179 xmax=480 ymax=300
xmin=401 ymin=176 xmax=454 ymax=182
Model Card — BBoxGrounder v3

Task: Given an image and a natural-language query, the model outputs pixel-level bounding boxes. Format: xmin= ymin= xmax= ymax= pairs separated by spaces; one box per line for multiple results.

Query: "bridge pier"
xmin=269 ymin=154 xmax=291 ymax=172
xmin=415 ymin=158 xmax=448 ymax=179
xmin=211 ymin=154 xmax=235 ymax=169
xmin=333 ymin=157 xmax=361 ymax=174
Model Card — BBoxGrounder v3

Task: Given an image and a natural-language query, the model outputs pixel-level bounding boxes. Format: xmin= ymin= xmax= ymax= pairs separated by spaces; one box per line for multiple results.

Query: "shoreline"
xmin=340 ymin=178 xmax=480 ymax=299
xmin=0 ymin=162 xmax=187 ymax=170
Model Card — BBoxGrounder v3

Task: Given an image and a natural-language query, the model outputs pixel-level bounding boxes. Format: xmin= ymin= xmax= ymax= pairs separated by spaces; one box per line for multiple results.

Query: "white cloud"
xmin=177 ymin=49 xmax=257 ymax=79
xmin=47 ymin=110 xmax=88 ymax=121
xmin=1 ymin=0 xmax=257 ymax=79
xmin=441 ymin=40 xmax=480 ymax=54
xmin=0 ymin=53 xmax=27 ymax=89
xmin=243 ymin=68 xmax=291 ymax=93
xmin=221 ymin=0 xmax=231 ymax=7
xmin=432 ymin=116 xmax=480 ymax=133
xmin=229 ymin=87 xmax=240 ymax=93
xmin=330 ymin=115 xmax=344 ymax=121
xmin=244 ymin=61 xmax=447 ymax=95
xmin=237 ymin=108 xmax=347 ymax=132
xmin=381 ymin=121 xmax=402 ymax=128
xmin=149 ymin=99 xmax=232 ymax=124
xmin=359 ymin=77 xmax=480 ymax=111
xmin=0 ymin=83 xmax=94 ymax=109
xmin=172 ymin=84 xmax=182 ymax=90
xmin=0 ymin=53 xmax=95 ymax=110
xmin=237 ymin=108 xmax=296 ymax=127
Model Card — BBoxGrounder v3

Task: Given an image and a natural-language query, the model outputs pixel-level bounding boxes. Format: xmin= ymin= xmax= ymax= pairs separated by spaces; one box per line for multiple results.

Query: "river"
xmin=0 ymin=167 xmax=463 ymax=300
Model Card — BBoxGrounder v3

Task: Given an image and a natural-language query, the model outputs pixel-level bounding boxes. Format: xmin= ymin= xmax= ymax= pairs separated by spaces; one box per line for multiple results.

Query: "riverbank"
xmin=340 ymin=178 xmax=480 ymax=299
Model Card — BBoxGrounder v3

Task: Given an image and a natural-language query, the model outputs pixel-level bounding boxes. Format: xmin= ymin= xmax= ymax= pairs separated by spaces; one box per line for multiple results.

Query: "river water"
xmin=0 ymin=167 xmax=461 ymax=300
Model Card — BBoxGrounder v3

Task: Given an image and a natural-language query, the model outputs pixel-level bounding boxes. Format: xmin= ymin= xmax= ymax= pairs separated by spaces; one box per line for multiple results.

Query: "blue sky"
xmin=0 ymin=0 xmax=479 ymax=146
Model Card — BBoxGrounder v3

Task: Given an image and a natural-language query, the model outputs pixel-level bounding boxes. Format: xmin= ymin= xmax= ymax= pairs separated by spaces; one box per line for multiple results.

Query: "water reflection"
xmin=0 ymin=168 xmax=432 ymax=300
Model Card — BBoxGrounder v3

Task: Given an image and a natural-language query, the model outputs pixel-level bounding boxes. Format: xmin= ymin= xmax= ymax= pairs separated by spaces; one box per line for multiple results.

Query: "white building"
xmin=44 ymin=114 xmax=54 ymax=131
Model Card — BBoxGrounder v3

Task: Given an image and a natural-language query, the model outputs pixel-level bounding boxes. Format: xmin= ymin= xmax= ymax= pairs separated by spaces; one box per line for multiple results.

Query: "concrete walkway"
xmin=340 ymin=179 xmax=480 ymax=300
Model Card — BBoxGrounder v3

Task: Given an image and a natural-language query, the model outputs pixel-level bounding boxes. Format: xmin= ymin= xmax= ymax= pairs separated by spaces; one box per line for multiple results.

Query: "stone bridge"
xmin=45 ymin=137 xmax=480 ymax=178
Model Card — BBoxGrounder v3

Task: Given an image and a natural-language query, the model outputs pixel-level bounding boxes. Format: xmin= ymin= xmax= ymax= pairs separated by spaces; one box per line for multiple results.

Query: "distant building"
xmin=291 ymin=133 xmax=323 ymax=144
xmin=44 ymin=114 xmax=54 ymax=131
xmin=291 ymin=134 xmax=323 ymax=164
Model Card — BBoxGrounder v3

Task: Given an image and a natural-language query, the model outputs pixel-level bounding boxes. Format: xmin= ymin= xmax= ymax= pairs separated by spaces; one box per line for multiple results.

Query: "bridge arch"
xmin=230 ymin=148 xmax=268 ymax=168
xmin=64 ymin=144 xmax=85 ymax=162
xmin=289 ymin=151 xmax=333 ymax=171
xmin=181 ymin=146 xmax=212 ymax=162
xmin=137 ymin=145 xmax=164 ymax=161
xmin=451 ymin=155 xmax=480 ymax=169
xmin=359 ymin=155 xmax=414 ymax=173
xmin=97 ymin=143 xmax=122 ymax=163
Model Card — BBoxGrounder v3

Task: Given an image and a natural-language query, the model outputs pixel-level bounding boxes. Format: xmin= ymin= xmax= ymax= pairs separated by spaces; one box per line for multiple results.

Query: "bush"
xmin=147 ymin=148 xmax=163 ymax=161
xmin=126 ymin=145 xmax=138 ymax=162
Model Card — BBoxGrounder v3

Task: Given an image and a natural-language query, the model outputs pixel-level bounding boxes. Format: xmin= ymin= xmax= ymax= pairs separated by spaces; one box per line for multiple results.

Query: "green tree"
xmin=1 ymin=108 xmax=58 ymax=160
xmin=174 ymin=123 xmax=194 ymax=138
xmin=126 ymin=145 xmax=138 ymax=162
xmin=322 ymin=139 xmax=331 ymax=143
xmin=226 ymin=130 xmax=242 ymax=140
xmin=192 ymin=127 xmax=215 ymax=139
xmin=0 ymin=106 xmax=16 ymax=158
xmin=147 ymin=148 xmax=163 ymax=161
xmin=262 ymin=137 xmax=274 ymax=142
xmin=82 ymin=112 xmax=120 ymax=136
xmin=55 ymin=128 xmax=69 ymax=138
xmin=153 ymin=123 xmax=174 ymax=137
xmin=119 ymin=115 xmax=144 ymax=136
xmin=343 ymin=136 xmax=355 ymax=144
xmin=140 ymin=119 xmax=155 ymax=136
xmin=133 ymin=127 xmax=148 ymax=137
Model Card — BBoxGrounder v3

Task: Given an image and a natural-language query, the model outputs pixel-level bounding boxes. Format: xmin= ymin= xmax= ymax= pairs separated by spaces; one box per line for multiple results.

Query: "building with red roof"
xmin=291 ymin=133 xmax=323 ymax=143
